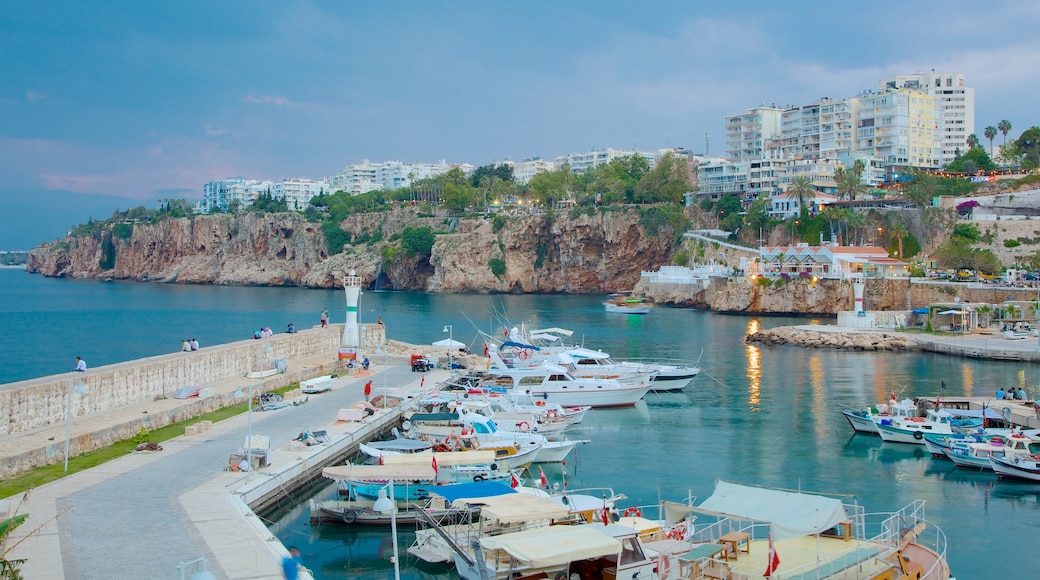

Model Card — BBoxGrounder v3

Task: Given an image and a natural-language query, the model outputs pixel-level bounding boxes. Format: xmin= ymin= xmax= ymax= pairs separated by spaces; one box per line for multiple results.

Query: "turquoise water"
xmin=3 ymin=268 xmax=1038 ymax=578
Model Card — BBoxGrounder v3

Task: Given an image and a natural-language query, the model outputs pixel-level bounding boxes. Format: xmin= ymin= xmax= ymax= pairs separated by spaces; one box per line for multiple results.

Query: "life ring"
xmin=536 ymin=401 xmax=546 ymax=407
xmin=1014 ymin=456 xmax=1021 ymax=465
xmin=473 ymin=474 xmax=486 ymax=482
xmin=547 ymin=409 xmax=559 ymax=420
xmin=518 ymin=421 xmax=531 ymax=433
xmin=518 ymin=349 xmax=533 ymax=360
xmin=341 ymin=509 xmax=358 ymax=524
xmin=623 ymin=507 xmax=641 ymax=518
xmin=667 ymin=527 xmax=685 ymax=541
xmin=913 ymin=430 xmax=924 ymax=440
xmin=445 ymin=434 xmax=461 ymax=450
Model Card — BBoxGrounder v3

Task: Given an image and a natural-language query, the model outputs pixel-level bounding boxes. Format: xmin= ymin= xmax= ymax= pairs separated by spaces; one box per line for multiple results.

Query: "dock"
xmin=1 ymin=333 xmax=446 ymax=579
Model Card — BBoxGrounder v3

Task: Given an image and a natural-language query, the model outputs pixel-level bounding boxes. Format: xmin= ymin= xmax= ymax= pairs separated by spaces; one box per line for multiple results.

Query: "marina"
xmin=3 ymin=269 xmax=1040 ymax=578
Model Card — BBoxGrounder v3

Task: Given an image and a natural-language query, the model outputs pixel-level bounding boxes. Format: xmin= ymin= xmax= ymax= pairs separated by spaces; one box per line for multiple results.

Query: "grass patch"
xmin=0 ymin=384 xmax=298 ymax=499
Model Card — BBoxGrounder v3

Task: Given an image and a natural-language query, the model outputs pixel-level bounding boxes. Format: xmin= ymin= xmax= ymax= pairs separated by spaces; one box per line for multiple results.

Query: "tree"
xmin=633 ymin=152 xmax=690 ymax=204
xmin=1014 ymin=126 xmax=1040 ymax=168
xmin=902 ymin=169 xmax=937 ymax=207
xmin=998 ymin=119 xmax=1012 ymax=146
xmin=834 ymin=161 xmax=867 ymax=201
xmin=888 ymin=221 xmax=908 ymax=259
xmin=966 ymin=133 xmax=981 ymax=150
xmin=400 ymin=226 xmax=435 ymax=257
xmin=945 ymin=147 xmax=996 ymax=173
xmin=787 ymin=175 xmax=815 ymax=217
xmin=715 ymin=194 xmax=743 ymax=231
xmin=984 ymin=125 xmax=998 ymax=155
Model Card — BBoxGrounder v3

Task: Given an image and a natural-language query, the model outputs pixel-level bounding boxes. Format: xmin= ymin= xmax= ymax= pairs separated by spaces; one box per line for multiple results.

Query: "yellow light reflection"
xmin=961 ymin=364 xmax=974 ymax=396
xmin=746 ymin=319 xmax=761 ymax=408
xmin=808 ymin=355 xmax=827 ymax=441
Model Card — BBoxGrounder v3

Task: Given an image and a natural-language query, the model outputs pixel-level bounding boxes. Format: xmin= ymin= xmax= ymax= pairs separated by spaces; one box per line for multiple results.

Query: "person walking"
xmin=74 ymin=356 xmax=87 ymax=372
xmin=321 ymin=308 xmax=329 ymax=328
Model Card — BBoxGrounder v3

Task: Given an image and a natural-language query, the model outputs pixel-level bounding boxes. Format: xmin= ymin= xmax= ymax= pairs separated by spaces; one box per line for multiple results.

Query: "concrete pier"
xmin=1 ymin=332 xmax=446 ymax=579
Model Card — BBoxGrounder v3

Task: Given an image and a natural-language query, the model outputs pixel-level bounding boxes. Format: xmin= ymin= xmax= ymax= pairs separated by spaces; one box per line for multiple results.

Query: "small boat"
xmin=991 ymin=453 xmax=1040 ymax=481
xmin=245 ymin=358 xmax=287 ymax=379
xmin=945 ymin=432 xmax=1040 ymax=470
xmin=300 ymin=375 xmax=334 ymax=394
xmin=841 ymin=397 xmax=919 ymax=434
xmin=604 ymin=292 xmax=653 ymax=314
xmin=876 ymin=409 xmax=957 ymax=444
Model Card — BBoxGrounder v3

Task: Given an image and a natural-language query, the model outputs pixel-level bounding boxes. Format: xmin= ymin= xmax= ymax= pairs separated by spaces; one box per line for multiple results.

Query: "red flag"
xmin=503 ymin=328 xmax=508 ymax=338
xmin=539 ymin=466 xmax=548 ymax=488
xmin=483 ymin=343 xmax=489 ymax=357
xmin=432 ymin=455 xmax=438 ymax=476
xmin=378 ymin=454 xmax=384 ymax=466
xmin=420 ymin=375 xmax=425 ymax=388
xmin=601 ymin=506 xmax=610 ymax=526
xmin=764 ymin=532 xmax=780 ymax=577
xmin=510 ymin=471 xmax=520 ymax=488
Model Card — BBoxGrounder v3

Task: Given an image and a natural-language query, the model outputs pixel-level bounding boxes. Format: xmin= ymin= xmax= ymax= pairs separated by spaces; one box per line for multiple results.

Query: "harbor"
xmin=4 ymin=271 xmax=1040 ymax=578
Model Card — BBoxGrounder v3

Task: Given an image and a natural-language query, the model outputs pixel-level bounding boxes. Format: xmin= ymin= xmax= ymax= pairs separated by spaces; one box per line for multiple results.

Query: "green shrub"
xmin=492 ymin=215 xmax=506 ymax=233
xmin=489 ymin=258 xmax=506 ymax=278
xmin=321 ymin=221 xmax=351 ymax=255
xmin=534 ymin=244 xmax=548 ymax=270
xmin=1004 ymin=239 xmax=1022 ymax=248
xmin=111 ymin=223 xmax=133 ymax=240
xmin=672 ymin=250 xmax=690 ymax=266
xmin=400 ymin=226 xmax=435 ymax=256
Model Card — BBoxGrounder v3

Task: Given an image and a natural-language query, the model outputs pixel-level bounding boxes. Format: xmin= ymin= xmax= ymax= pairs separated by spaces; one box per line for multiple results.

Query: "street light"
xmin=234 ymin=342 xmax=272 ymax=474
xmin=65 ymin=379 xmax=87 ymax=472
xmin=443 ymin=325 xmax=453 ymax=370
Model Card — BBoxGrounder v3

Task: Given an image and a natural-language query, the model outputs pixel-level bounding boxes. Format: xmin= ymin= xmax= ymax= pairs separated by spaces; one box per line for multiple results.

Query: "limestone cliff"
xmin=27 ymin=208 xmax=681 ymax=294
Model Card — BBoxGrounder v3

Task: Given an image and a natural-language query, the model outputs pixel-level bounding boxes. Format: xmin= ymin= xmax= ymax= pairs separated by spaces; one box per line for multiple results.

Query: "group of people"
xmin=253 ymin=327 xmax=274 ymax=339
xmin=180 ymin=338 xmax=200 ymax=352
xmin=996 ymin=387 xmax=1028 ymax=400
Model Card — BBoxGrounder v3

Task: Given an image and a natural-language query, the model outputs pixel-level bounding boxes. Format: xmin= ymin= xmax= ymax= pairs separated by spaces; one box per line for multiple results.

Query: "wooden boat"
xmin=841 ymin=397 xmax=919 ymax=434
xmin=642 ymin=480 xmax=952 ymax=580
xmin=876 ymin=409 xmax=957 ymax=444
xmin=991 ymin=453 xmax=1040 ymax=481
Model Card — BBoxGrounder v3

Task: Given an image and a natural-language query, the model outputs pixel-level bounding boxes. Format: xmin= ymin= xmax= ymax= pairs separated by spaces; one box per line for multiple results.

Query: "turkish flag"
xmin=539 ymin=466 xmax=548 ymax=488
xmin=764 ymin=532 xmax=780 ymax=577
xmin=601 ymin=506 xmax=610 ymax=526
xmin=432 ymin=455 xmax=438 ymax=476
xmin=510 ymin=471 xmax=521 ymax=488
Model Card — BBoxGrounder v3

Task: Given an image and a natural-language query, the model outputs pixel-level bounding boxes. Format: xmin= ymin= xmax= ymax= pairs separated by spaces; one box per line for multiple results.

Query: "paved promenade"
xmin=3 ymin=360 xmax=444 ymax=579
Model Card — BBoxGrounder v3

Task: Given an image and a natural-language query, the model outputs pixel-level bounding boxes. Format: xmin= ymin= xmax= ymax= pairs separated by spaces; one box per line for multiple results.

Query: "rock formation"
xmin=745 ymin=327 xmax=917 ymax=351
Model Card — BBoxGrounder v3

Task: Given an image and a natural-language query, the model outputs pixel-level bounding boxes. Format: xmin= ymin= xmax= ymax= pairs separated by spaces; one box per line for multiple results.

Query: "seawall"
xmin=0 ymin=323 xmax=388 ymax=478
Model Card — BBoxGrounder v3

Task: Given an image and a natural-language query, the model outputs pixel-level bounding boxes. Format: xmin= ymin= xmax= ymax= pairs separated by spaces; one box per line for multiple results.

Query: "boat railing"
xmin=862 ymin=502 xmax=949 ymax=580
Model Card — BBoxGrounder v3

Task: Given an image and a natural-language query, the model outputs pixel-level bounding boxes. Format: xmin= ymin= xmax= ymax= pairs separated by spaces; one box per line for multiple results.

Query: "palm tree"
xmin=788 ymin=175 xmax=815 ymax=218
xmin=845 ymin=211 xmax=866 ymax=245
xmin=998 ymin=120 xmax=1012 ymax=146
xmin=984 ymin=126 xmax=998 ymax=156
xmin=888 ymin=221 xmax=908 ymax=258
xmin=966 ymin=134 xmax=981 ymax=150
xmin=834 ymin=161 xmax=868 ymax=201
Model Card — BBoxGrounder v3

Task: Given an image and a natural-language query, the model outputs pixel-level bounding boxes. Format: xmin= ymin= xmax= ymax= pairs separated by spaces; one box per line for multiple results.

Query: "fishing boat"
xmin=338 ymin=450 xmax=517 ymax=502
xmin=876 ymin=409 xmax=957 ymax=444
xmin=945 ymin=432 xmax=1040 ymax=470
xmin=991 ymin=453 xmax=1040 ymax=481
xmin=402 ymin=409 xmax=582 ymax=464
xmin=841 ymin=397 xmax=919 ymax=434
xmin=604 ymin=292 xmax=653 ymax=314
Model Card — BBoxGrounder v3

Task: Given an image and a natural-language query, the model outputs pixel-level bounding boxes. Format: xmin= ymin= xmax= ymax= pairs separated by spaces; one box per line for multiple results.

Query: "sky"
xmin=3 ymin=0 xmax=1040 ymax=248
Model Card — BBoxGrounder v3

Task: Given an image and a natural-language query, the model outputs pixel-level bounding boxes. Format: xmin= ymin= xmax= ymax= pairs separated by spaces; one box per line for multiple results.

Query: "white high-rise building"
xmin=554 ymin=148 xmax=655 ymax=174
xmin=330 ymin=160 xmax=451 ymax=195
xmin=514 ymin=158 xmax=555 ymax=184
xmin=781 ymin=97 xmax=861 ymax=161
xmin=725 ymin=105 xmax=784 ymax=162
xmin=880 ymin=72 xmax=974 ymax=166
xmin=271 ymin=178 xmax=329 ymax=211
xmin=200 ymin=178 xmax=275 ymax=213
xmin=856 ymin=88 xmax=941 ymax=178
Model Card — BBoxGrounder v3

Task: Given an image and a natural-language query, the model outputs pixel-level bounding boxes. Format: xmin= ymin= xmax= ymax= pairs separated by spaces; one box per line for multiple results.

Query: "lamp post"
xmin=65 ymin=379 xmax=87 ymax=472
xmin=443 ymin=325 xmax=453 ymax=370
xmin=235 ymin=342 xmax=271 ymax=474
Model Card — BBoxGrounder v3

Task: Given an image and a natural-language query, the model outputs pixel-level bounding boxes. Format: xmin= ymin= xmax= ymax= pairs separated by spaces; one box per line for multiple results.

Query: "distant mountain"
xmin=1 ymin=188 xmax=162 ymax=249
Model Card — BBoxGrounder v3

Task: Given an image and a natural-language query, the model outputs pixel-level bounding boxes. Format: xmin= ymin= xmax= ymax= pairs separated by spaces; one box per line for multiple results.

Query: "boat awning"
xmin=943 ymin=407 xmax=1005 ymax=419
xmin=365 ymin=438 xmax=433 ymax=452
xmin=696 ymin=480 xmax=848 ymax=540
xmin=502 ymin=341 xmax=540 ymax=351
xmin=427 ymin=481 xmax=517 ymax=503
xmin=565 ymin=348 xmax=609 ymax=360
xmin=321 ymin=464 xmax=436 ymax=482
xmin=458 ymin=493 xmax=571 ymax=524
xmin=529 ymin=327 xmax=574 ymax=337
xmin=382 ymin=450 xmax=498 ymax=466
xmin=480 ymin=525 xmax=619 ymax=567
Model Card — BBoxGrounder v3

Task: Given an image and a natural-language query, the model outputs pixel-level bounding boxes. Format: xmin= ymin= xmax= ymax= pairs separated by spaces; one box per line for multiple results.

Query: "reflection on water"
xmin=745 ymin=318 xmax=761 ymax=409
xmin=808 ymin=355 xmax=827 ymax=442
xmin=961 ymin=363 xmax=975 ymax=395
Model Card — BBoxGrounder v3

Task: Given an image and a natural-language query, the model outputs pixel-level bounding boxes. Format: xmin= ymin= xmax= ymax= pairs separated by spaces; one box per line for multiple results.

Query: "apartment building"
xmin=880 ymin=72 xmax=974 ymax=166
xmin=329 ymin=159 xmax=452 ymax=195
xmin=271 ymin=178 xmax=329 ymax=211
xmin=856 ymin=88 xmax=941 ymax=179
xmin=725 ymin=105 xmax=784 ymax=162
xmin=199 ymin=178 xmax=274 ymax=213
xmin=513 ymin=157 xmax=555 ymax=184
xmin=554 ymin=148 xmax=656 ymax=174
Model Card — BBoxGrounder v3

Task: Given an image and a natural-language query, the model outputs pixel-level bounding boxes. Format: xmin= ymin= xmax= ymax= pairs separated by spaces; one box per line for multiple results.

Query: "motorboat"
xmin=338 ymin=450 xmax=517 ymax=502
xmin=604 ymin=292 xmax=653 ymax=314
xmin=945 ymin=432 xmax=1040 ymax=470
xmin=991 ymin=452 xmax=1040 ymax=481
xmin=485 ymin=354 xmax=651 ymax=408
xmin=841 ymin=397 xmax=919 ymax=434
xmin=300 ymin=375 xmax=334 ymax=394
xmin=876 ymin=409 xmax=957 ymax=444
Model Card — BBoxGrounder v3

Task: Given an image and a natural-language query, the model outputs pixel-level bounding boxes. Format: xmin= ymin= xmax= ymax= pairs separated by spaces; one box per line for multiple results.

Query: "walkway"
xmin=4 ymin=361 xmax=445 ymax=579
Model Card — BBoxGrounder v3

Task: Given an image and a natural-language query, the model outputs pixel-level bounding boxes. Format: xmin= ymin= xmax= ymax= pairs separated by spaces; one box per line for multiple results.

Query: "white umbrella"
xmin=432 ymin=338 xmax=465 ymax=348
xmin=936 ymin=310 xmax=964 ymax=315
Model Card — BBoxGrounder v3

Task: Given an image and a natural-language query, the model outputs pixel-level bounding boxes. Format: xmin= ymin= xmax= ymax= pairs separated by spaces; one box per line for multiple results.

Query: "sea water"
xmin=3 ymin=268 xmax=1038 ymax=578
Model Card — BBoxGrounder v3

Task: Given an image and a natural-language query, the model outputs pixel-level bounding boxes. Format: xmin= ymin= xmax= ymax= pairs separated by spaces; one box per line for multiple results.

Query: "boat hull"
xmin=603 ymin=302 xmax=652 ymax=315
xmin=526 ymin=383 xmax=652 ymax=408
xmin=842 ymin=410 xmax=879 ymax=434
xmin=991 ymin=456 xmax=1040 ymax=481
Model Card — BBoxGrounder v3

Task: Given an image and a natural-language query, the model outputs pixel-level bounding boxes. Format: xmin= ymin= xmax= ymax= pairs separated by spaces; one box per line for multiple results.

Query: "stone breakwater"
xmin=745 ymin=327 xmax=917 ymax=351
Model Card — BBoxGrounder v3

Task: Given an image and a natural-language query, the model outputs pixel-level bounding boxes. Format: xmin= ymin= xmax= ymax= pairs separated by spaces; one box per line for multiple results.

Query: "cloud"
xmin=25 ymin=90 xmax=45 ymax=103
xmin=204 ymin=126 xmax=227 ymax=136
xmin=242 ymin=93 xmax=294 ymax=106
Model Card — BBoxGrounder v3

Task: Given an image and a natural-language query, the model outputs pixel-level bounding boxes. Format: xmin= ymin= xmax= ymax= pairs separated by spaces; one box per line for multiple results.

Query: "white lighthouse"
xmin=342 ymin=269 xmax=362 ymax=347
xmin=853 ymin=281 xmax=865 ymax=313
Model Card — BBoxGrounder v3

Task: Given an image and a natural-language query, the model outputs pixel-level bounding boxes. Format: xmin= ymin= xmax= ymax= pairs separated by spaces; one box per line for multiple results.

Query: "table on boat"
xmin=678 ymin=543 xmax=727 ymax=578
xmin=718 ymin=531 xmax=750 ymax=559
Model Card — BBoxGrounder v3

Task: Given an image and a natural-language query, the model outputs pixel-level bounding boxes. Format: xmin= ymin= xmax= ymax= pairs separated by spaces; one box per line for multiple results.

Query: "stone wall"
xmin=0 ymin=324 xmax=385 ymax=437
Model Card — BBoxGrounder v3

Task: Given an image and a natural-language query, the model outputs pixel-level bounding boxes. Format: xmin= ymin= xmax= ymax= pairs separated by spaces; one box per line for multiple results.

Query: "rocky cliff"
xmin=27 ymin=208 xmax=682 ymax=294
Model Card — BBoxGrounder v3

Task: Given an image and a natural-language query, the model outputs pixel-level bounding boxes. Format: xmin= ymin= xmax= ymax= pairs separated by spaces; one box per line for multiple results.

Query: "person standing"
xmin=74 ymin=356 xmax=87 ymax=372
xmin=321 ymin=308 xmax=329 ymax=328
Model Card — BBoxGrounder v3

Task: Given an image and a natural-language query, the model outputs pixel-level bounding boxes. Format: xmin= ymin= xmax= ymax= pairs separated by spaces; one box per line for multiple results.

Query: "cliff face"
xmin=27 ymin=208 xmax=681 ymax=294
